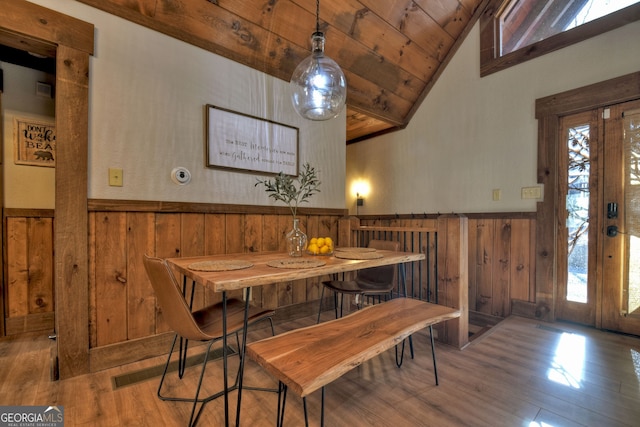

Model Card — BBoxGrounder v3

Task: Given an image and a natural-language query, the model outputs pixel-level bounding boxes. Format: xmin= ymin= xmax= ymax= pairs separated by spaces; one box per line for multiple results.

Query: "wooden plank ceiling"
xmin=75 ymin=0 xmax=486 ymax=143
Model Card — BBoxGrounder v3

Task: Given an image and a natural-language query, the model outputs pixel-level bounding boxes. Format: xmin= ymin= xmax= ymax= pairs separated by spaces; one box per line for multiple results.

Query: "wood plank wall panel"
xmin=181 ymin=213 xmax=207 ymax=311
xmin=126 ymin=213 xmax=156 ymax=340
xmin=153 ymin=213 xmax=182 ymax=334
xmin=257 ymin=215 xmax=278 ymax=309
xmin=494 ymin=219 xmax=511 ymax=317
xmin=6 ymin=218 xmax=29 ymax=318
xmin=4 ymin=216 xmax=54 ymax=335
xmin=28 ymin=218 xmax=54 ymax=315
xmin=94 ymin=212 xmax=128 ymax=347
xmin=470 ymin=218 xmax=536 ymax=317
xmin=475 ymin=219 xmax=495 ymax=314
xmin=510 ymin=219 xmax=536 ymax=302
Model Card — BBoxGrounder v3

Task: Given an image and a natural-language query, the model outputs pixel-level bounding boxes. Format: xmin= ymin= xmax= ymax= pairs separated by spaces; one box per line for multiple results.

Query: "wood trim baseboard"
xmin=89 ymin=333 xmax=176 ymax=373
xmin=3 ymin=208 xmax=55 ymax=218
xmin=358 ymin=212 xmax=536 ymax=220
xmin=5 ymin=312 xmax=54 ymax=336
xmin=511 ymin=300 xmax=540 ymax=319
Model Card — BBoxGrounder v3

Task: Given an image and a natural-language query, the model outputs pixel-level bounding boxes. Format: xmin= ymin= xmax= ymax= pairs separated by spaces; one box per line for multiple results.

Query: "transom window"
xmin=481 ymin=0 xmax=640 ymax=76
xmin=501 ymin=0 xmax=640 ymax=55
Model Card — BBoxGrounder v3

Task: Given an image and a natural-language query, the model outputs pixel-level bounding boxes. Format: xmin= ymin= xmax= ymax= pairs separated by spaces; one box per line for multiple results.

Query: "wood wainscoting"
xmin=4 ymin=202 xmax=534 ymax=372
xmin=86 ymin=199 xmax=346 ymax=371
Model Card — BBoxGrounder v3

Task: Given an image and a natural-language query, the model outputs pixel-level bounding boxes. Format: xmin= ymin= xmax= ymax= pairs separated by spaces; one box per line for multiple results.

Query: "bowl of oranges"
xmin=306 ymin=237 xmax=334 ymax=256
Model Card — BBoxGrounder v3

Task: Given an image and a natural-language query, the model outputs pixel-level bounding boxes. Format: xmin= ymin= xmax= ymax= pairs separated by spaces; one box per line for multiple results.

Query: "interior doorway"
xmin=0 ymin=0 xmax=93 ymax=378
xmin=0 ymin=53 xmax=57 ymax=338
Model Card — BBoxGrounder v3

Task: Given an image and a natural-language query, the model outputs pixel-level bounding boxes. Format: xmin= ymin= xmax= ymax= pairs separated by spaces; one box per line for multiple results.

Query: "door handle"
xmin=607 ymin=225 xmax=618 ymax=237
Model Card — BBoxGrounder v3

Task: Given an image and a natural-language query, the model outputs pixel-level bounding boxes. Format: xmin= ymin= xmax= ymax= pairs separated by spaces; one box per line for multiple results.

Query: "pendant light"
xmin=290 ymin=0 xmax=347 ymax=121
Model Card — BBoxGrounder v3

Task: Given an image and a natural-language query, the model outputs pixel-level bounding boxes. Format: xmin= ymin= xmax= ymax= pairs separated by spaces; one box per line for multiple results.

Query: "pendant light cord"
xmin=316 ymin=0 xmax=320 ymax=34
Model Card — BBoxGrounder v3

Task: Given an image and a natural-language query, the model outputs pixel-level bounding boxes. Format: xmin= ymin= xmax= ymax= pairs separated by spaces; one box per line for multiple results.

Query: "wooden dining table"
xmin=166 ymin=249 xmax=425 ymax=426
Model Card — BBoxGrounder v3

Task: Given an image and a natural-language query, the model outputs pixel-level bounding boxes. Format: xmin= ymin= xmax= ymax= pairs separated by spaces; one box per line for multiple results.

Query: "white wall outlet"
xmin=171 ymin=167 xmax=191 ymax=185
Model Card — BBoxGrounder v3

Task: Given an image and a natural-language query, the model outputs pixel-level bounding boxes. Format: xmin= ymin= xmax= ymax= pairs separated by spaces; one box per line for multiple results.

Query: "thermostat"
xmin=171 ymin=167 xmax=191 ymax=185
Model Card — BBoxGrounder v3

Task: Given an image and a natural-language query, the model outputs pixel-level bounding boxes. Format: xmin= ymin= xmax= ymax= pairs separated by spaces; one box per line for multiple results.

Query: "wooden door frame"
xmin=0 ymin=1 xmax=94 ymax=378
xmin=0 ymin=78 xmax=4 ymax=337
xmin=533 ymin=71 xmax=640 ymax=324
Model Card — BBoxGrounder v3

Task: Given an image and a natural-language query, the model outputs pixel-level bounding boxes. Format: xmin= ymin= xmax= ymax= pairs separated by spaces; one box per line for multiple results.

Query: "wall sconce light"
xmin=352 ymin=180 xmax=369 ymax=215
xmin=356 ymin=192 xmax=364 ymax=216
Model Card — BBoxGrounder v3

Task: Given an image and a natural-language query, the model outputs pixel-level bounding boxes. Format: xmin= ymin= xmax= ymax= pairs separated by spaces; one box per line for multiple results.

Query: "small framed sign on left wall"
xmin=13 ymin=116 xmax=56 ymax=167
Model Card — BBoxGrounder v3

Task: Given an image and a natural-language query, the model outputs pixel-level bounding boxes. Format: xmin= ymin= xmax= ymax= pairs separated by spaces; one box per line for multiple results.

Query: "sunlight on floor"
xmin=529 ymin=422 xmax=554 ymax=427
xmin=632 ymin=349 xmax=640 ymax=382
xmin=547 ymin=332 xmax=586 ymax=388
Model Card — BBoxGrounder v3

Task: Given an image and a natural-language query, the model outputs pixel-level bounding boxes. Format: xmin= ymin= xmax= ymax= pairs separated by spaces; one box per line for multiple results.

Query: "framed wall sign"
xmin=206 ymin=105 xmax=299 ymax=176
xmin=13 ymin=117 xmax=56 ymax=167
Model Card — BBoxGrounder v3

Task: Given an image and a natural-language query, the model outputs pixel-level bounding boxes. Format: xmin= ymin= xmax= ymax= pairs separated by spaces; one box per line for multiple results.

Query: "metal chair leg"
xmin=178 ymin=337 xmax=189 ymax=378
xmin=395 ymin=339 xmax=406 ymax=367
xmin=429 ymin=325 xmax=439 ymax=385
xmin=187 ymin=339 xmax=217 ymax=427
xmin=157 ymin=333 xmax=180 ymax=400
xmin=317 ymin=285 xmax=325 ymax=323
xmin=178 ymin=278 xmax=198 ymax=379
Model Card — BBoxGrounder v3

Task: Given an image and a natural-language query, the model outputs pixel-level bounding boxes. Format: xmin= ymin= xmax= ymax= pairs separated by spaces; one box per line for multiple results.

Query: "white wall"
xmin=27 ymin=0 xmax=346 ymax=210
xmin=1 ymin=63 xmax=55 ymax=209
xmin=347 ymin=19 xmax=640 ymax=215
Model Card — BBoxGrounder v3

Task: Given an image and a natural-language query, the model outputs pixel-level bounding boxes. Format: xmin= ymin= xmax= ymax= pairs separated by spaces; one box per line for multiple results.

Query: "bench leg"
xmin=302 ymin=397 xmax=308 ymax=426
xmin=277 ymin=382 xmax=287 ymax=427
xmin=302 ymin=387 xmax=325 ymax=427
xmin=321 ymin=386 xmax=325 ymax=427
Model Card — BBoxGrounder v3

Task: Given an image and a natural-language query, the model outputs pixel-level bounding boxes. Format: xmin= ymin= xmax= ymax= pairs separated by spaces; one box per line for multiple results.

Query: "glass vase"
xmin=286 ymin=218 xmax=308 ymax=257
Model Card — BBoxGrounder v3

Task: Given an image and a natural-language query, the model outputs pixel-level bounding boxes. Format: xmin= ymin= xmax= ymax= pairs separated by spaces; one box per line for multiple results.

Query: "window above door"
xmin=480 ymin=0 xmax=640 ymax=76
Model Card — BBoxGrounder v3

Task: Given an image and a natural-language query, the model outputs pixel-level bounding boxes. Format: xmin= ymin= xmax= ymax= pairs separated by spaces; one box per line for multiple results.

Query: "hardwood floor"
xmin=1 ymin=313 xmax=639 ymax=426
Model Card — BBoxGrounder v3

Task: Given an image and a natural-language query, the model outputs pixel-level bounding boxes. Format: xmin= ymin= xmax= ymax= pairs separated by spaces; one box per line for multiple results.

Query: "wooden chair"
xmin=142 ymin=255 xmax=275 ymax=427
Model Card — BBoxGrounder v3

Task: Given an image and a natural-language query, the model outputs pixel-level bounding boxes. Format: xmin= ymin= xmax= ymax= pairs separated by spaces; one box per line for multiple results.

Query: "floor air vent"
xmin=112 ymin=346 xmax=236 ymax=390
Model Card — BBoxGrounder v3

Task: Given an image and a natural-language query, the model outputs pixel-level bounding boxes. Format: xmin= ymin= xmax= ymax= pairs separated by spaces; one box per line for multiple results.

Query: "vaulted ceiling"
xmin=78 ymin=0 xmax=487 ymax=143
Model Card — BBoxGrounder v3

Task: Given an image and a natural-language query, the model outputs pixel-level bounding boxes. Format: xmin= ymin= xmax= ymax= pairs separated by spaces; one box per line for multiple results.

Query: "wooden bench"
xmin=245 ymin=297 xmax=461 ymax=426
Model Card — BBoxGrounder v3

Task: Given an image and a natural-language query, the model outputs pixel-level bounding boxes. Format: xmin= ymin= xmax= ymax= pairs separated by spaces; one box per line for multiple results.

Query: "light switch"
xmin=521 ymin=186 xmax=541 ymax=199
xmin=492 ymin=189 xmax=501 ymax=201
xmin=109 ymin=168 xmax=123 ymax=187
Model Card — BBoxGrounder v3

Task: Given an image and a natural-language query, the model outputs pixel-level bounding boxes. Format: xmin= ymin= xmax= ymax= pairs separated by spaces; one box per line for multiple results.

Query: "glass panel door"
xmin=557 ymin=111 xmax=599 ymax=325
xmin=602 ymin=101 xmax=640 ymax=335
xmin=624 ymin=109 xmax=640 ymax=317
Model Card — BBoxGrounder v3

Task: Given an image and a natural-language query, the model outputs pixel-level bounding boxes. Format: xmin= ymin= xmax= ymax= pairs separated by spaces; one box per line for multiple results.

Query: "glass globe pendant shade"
xmin=290 ymin=32 xmax=347 ymax=121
